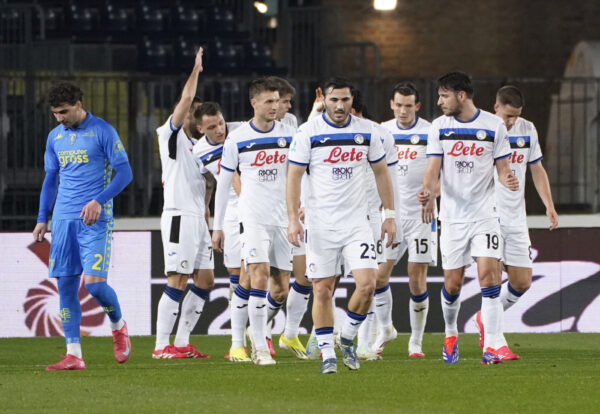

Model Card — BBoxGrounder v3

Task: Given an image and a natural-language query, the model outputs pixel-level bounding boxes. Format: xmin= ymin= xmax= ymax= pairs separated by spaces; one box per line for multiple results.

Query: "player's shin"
xmin=441 ymin=286 xmax=461 ymax=337
xmin=481 ymin=285 xmax=502 ymax=350
xmin=283 ymin=281 xmax=312 ymax=339
xmin=409 ymin=290 xmax=429 ymax=346
xmin=248 ymin=289 xmax=269 ymax=352
xmin=58 ymin=276 xmax=83 ymax=358
xmin=174 ymin=285 xmax=210 ymax=347
xmin=155 ymin=286 xmax=184 ymax=349
xmin=85 ymin=281 xmax=123 ymax=329
xmin=230 ymin=285 xmax=250 ymax=348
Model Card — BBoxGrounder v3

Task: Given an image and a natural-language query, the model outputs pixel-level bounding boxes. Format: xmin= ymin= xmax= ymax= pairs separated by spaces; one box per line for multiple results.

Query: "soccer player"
xmin=419 ymin=72 xmax=519 ymax=365
xmin=380 ymin=82 xmax=436 ymax=358
xmin=287 ymin=78 xmax=397 ymax=374
xmin=153 ymin=48 xmax=214 ymax=360
xmin=269 ymin=76 xmax=299 ymax=130
xmin=473 ymin=85 xmax=558 ymax=360
xmin=191 ymin=102 xmax=250 ymax=362
xmin=212 ymin=78 xmax=295 ymax=365
xmin=33 ymin=81 xmax=133 ymax=370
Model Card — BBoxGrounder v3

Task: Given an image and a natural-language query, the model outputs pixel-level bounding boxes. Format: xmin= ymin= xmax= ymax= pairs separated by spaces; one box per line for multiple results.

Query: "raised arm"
xmin=171 ymin=48 xmax=203 ymax=129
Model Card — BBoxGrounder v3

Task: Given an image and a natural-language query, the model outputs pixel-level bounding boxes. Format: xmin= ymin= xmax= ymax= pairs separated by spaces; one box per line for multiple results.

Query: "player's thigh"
xmin=440 ymin=222 xmax=472 ymax=270
xmin=241 ymin=222 xmax=271 ymax=266
xmin=470 ymin=218 xmax=503 ymax=262
xmin=79 ymin=219 xmax=113 ymax=278
xmin=223 ymin=219 xmax=242 ymax=269
xmin=193 ymin=219 xmax=214 ymax=271
xmin=160 ymin=213 xmax=197 ymax=275
xmin=501 ymin=225 xmax=533 ymax=268
xmin=49 ymin=219 xmax=83 ymax=277
xmin=268 ymin=225 xmax=293 ymax=272
xmin=305 ymin=228 xmax=343 ymax=280
xmin=342 ymin=226 xmax=379 ymax=274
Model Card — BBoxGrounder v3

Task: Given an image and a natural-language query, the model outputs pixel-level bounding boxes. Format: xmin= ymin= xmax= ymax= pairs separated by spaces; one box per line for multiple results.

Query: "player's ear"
xmin=415 ymin=102 xmax=421 ymax=111
xmin=389 ymin=99 xmax=395 ymax=110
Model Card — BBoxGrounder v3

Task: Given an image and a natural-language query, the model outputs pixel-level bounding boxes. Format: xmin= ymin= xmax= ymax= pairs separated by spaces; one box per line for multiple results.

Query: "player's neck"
xmin=72 ymin=110 xmax=87 ymax=128
xmin=251 ymin=117 xmax=274 ymax=132
xmin=455 ymin=102 xmax=478 ymax=122
xmin=397 ymin=116 xmax=417 ymax=129
xmin=324 ymin=112 xmax=350 ymax=127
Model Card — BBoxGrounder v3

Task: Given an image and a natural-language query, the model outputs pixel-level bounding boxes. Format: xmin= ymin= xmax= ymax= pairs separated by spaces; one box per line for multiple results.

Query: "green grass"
xmin=1 ymin=334 xmax=599 ymax=413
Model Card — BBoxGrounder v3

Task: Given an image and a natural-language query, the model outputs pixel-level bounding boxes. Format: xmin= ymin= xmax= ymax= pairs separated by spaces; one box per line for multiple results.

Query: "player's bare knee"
xmin=167 ymin=273 xmax=189 ymax=290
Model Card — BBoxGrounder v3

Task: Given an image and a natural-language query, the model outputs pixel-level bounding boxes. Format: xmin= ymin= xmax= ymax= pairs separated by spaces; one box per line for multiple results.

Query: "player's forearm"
xmin=422 ymin=158 xmax=441 ymax=194
xmin=94 ymin=162 xmax=133 ymax=205
xmin=286 ymin=167 xmax=304 ymax=221
xmin=213 ymin=169 xmax=233 ymax=230
xmin=373 ymin=163 xmax=394 ymax=210
xmin=37 ymin=171 xmax=59 ymax=223
xmin=531 ymin=164 xmax=555 ymax=209
xmin=232 ymin=172 xmax=241 ymax=196
xmin=495 ymin=159 xmax=512 ymax=187
xmin=172 ymin=65 xmax=202 ymax=128
xmin=387 ymin=164 xmax=401 ymax=216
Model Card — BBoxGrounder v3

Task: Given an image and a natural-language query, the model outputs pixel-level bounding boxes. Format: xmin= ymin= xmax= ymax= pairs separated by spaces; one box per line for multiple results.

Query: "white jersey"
xmin=364 ymin=121 xmax=398 ymax=213
xmin=427 ymin=109 xmax=511 ymax=223
xmin=381 ymin=116 xmax=432 ymax=219
xmin=495 ymin=117 xmax=543 ymax=226
xmin=281 ymin=113 xmax=299 ymax=130
xmin=192 ymin=122 xmax=243 ymax=220
xmin=288 ymin=113 xmax=386 ymax=230
xmin=220 ymin=120 xmax=295 ymax=227
xmin=157 ymin=115 xmax=205 ymax=216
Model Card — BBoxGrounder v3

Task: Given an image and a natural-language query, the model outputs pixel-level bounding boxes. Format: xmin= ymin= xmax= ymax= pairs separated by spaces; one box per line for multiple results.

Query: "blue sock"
xmin=57 ymin=277 xmax=82 ymax=345
xmin=85 ymin=281 xmax=122 ymax=323
xmin=190 ymin=284 xmax=210 ymax=300
xmin=229 ymin=274 xmax=240 ymax=285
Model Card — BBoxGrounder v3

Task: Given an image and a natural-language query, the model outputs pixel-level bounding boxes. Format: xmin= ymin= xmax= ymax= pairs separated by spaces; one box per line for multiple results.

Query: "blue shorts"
xmin=49 ymin=219 xmax=114 ymax=278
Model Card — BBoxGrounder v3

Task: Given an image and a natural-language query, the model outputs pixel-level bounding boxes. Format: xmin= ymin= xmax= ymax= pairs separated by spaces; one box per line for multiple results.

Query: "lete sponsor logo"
xmin=250 ymin=150 xmax=287 ymax=167
xmin=323 ymin=147 xmax=364 ymax=163
xmin=447 ymin=141 xmax=484 ymax=157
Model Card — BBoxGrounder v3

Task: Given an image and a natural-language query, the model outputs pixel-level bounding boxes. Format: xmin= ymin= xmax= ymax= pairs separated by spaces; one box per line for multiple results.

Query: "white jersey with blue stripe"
xmin=220 ymin=120 xmax=295 ymax=227
xmin=288 ymin=113 xmax=386 ymax=231
xmin=192 ymin=122 xmax=243 ymax=220
xmin=426 ymin=109 xmax=511 ymax=223
xmin=495 ymin=117 xmax=543 ymax=226
xmin=157 ymin=115 xmax=205 ymax=216
xmin=381 ymin=116 xmax=432 ymax=219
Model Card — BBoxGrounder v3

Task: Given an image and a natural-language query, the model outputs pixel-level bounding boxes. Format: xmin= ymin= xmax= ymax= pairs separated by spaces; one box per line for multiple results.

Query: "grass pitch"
xmin=0 ymin=333 xmax=599 ymax=413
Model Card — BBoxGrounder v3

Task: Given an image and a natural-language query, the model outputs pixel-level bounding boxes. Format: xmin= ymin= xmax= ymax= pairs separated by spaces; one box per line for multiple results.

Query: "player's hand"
xmin=287 ymin=218 xmax=304 ymax=247
xmin=212 ymin=229 xmax=224 ymax=253
xmin=33 ymin=222 xmax=47 ymax=242
xmin=547 ymin=207 xmax=558 ymax=230
xmin=298 ymin=207 xmax=305 ymax=224
xmin=421 ymin=197 xmax=435 ymax=224
xmin=381 ymin=218 xmax=396 ymax=248
xmin=195 ymin=47 xmax=204 ymax=72
xmin=80 ymin=200 xmax=101 ymax=225
xmin=502 ymin=172 xmax=519 ymax=191
xmin=417 ymin=189 xmax=431 ymax=207
xmin=312 ymin=87 xmax=324 ymax=113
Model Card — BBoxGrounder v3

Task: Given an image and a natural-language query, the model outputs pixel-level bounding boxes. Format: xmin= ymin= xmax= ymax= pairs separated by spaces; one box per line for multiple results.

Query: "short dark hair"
xmin=437 ymin=72 xmax=474 ymax=98
xmin=249 ymin=77 xmax=279 ymax=100
xmin=322 ymin=78 xmax=355 ymax=96
xmin=267 ymin=76 xmax=296 ymax=97
xmin=391 ymin=81 xmax=420 ymax=103
xmin=48 ymin=82 xmax=83 ymax=107
xmin=351 ymin=89 xmax=370 ymax=118
xmin=496 ymin=85 xmax=524 ymax=108
xmin=194 ymin=101 xmax=222 ymax=122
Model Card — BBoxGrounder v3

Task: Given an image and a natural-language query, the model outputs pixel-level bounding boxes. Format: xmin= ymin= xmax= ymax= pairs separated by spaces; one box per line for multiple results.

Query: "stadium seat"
xmin=138 ymin=36 xmax=169 ymax=71
xmin=211 ymin=39 xmax=241 ymax=72
xmin=208 ymin=6 xmax=235 ymax=34
xmin=171 ymin=1 xmax=201 ymax=33
xmin=137 ymin=1 xmax=166 ymax=33
xmin=102 ymin=2 xmax=130 ymax=34
xmin=244 ymin=41 xmax=275 ymax=71
xmin=64 ymin=2 xmax=96 ymax=34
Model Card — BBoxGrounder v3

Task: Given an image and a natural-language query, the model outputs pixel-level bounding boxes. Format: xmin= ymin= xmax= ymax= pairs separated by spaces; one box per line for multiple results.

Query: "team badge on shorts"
xmin=354 ymin=134 xmax=365 ymax=144
xmin=516 ymin=137 xmax=526 ymax=148
xmin=249 ymin=248 xmax=257 ymax=257
xmin=410 ymin=134 xmax=420 ymax=144
xmin=181 ymin=260 xmax=188 ymax=269
xmin=309 ymin=263 xmax=316 ymax=272
xmin=277 ymin=137 xmax=287 ymax=148
xmin=476 ymin=130 xmax=487 ymax=140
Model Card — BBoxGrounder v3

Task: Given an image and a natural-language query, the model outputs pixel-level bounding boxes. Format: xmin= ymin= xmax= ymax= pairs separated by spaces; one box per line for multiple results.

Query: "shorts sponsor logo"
xmin=476 ymin=130 xmax=487 ymax=140
xmin=331 ymin=166 xmax=353 ymax=181
xmin=410 ymin=134 xmax=420 ymax=144
xmin=323 ymin=146 xmax=364 ymax=163
xmin=168 ymin=251 xmax=177 ymax=256
xmin=398 ymin=164 xmax=408 ymax=176
xmin=354 ymin=134 xmax=365 ymax=144
xmin=455 ymin=160 xmax=474 ymax=174
xmin=258 ymin=168 xmax=278 ymax=182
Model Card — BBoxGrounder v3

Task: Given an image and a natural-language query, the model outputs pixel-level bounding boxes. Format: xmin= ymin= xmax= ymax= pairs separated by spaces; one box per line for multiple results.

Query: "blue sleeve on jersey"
xmin=44 ymin=135 xmax=59 ymax=173
xmin=37 ymin=171 xmax=59 ymax=223
xmin=100 ymin=123 xmax=130 ymax=168
xmin=94 ymin=162 xmax=133 ymax=205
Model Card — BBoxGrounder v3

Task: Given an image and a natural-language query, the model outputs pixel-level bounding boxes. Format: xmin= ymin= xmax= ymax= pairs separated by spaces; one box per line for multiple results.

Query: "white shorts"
xmin=440 ymin=218 xmax=502 ymax=270
xmin=500 ymin=225 xmax=533 ymax=268
xmin=240 ymin=222 xmax=293 ymax=271
xmin=370 ymin=211 xmax=386 ymax=264
xmin=386 ymin=218 xmax=437 ymax=265
xmin=292 ymin=222 xmax=306 ymax=257
xmin=161 ymin=211 xmax=214 ymax=275
xmin=223 ymin=218 xmax=242 ymax=269
xmin=306 ymin=225 xmax=378 ymax=279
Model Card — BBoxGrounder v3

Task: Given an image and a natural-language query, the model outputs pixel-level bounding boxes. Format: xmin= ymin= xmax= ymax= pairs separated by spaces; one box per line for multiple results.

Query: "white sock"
xmin=500 ymin=282 xmax=523 ymax=311
xmin=266 ymin=292 xmax=283 ymax=326
xmin=316 ymin=327 xmax=336 ymax=361
xmin=67 ymin=343 xmax=82 ymax=358
xmin=340 ymin=311 xmax=367 ymax=342
xmin=155 ymin=292 xmax=181 ymax=350
xmin=374 ymin=285 xmax=393 ymax=329
xmin=357 ymin=301 xmax=375 ymax=350
xmin=248 ymin=291 xmax=268 ymax=352
xmin=283 ymin=282 xmax=311 ymax=339
xmin=173 ymin=288 xmax=207 ymax=347
xmin=481 ymin=296 xmax=502 ymax=350
xmin=441 ymin=287 xmax=461 ymax=337
xmin=230 ymin=287 xmax=249 ymax=349
xmin=409 ymin=294 xmax=429 ymax=346
xmin=110 ymin=319 xmax=125 ymax=331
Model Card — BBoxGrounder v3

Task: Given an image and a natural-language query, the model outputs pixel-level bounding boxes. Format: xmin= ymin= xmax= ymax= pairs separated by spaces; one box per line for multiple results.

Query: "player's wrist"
xmin=383 ymin=208 xmax=395 ymax=220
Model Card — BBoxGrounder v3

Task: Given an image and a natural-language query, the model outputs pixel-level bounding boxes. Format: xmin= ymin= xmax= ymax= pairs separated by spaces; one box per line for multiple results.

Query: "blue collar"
xmin=322 ymin=112 xmax=351 ymax=128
